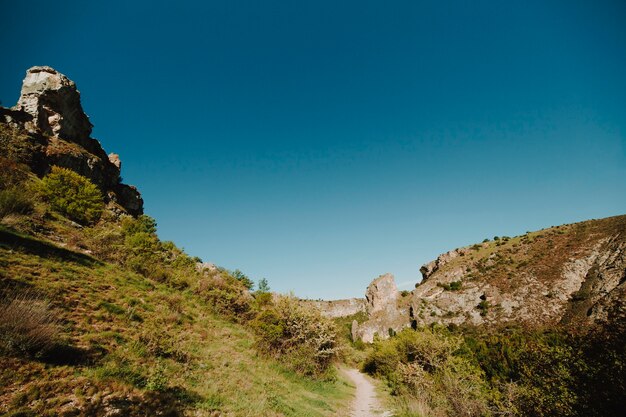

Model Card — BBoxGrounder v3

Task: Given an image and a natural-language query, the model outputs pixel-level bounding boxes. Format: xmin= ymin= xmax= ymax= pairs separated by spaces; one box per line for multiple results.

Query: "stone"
xmin=351 ymin=320 xmax=359 ymax=342
xmin=111 ymin=184 xmax=143 ymax=217
xmin=108 ymin=153 xmax=121 ymax=170
xmin=300 ymin=298 xmax=367 ymax=318
xmin=365 ymin=273 xmax=399 ymax=315
xmin=196 ymin=262 xmax=218 ymax=274
xmin=16 ymin=66 xmax=93 ymax=147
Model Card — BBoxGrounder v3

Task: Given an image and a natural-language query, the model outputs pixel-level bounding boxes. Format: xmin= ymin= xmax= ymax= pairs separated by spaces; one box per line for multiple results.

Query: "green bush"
xmin=39 ymin=166 xmax=104 ymax=225
xmin=252 ymin=296 xmax=338 ymax=377
xmin=364 ymin=327 xmax=490 ymax=417
xmin=196 ymin=272 xmax=253 ymax=319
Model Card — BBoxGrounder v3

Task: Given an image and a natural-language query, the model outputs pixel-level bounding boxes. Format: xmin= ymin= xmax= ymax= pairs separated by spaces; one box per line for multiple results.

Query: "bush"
xmin=252 ymin=296 xmax=338 ymax=377
xmin=196 ymin=272 xmax=253 ymax=319
xmin=39 ymin=166 xmax=104 ymax=224
xmin=364 ymin=327 xmax=490 ymax=417
xmin=0 ymin=187 xmax=33 ymax=219
xmin=0 ymin=291 xmax=61 ymax=357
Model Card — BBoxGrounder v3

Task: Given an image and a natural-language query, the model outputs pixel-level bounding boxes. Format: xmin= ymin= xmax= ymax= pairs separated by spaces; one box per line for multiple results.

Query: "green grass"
xmin=0 ymin=228 xmax=353 ymax=416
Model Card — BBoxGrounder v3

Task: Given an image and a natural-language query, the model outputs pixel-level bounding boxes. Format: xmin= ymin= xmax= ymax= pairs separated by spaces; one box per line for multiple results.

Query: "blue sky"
xmin=1 ymin=1 xmax=625 ymax=299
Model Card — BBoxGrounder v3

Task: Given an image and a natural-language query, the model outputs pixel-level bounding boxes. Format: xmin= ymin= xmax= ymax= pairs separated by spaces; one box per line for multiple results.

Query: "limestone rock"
xmin=365 ymin=273 xmax=399 ymax=315
xmin=420 ymin=247 xmax=472 ymax=281
xmin=16 ymin=66 xmax=93 ymax=147
xmin=347 ymin=216 xmax=626 ymax=343
xmin=196 ymin=262 xmax=218 ymax=274
xmin=351 ymin=320 xmax=359 ymax=342
xmin=300 ymin=298 xmax=367 ymax=318
xmin=108 ymin=153 xmax=121 ymax=170
xmin=2 ymin=66 xmax=144 ymax=216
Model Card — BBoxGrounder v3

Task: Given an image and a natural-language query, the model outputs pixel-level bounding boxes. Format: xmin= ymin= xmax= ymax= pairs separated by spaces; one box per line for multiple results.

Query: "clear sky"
xmin=1 ymin=1 xmax=625 ymax=299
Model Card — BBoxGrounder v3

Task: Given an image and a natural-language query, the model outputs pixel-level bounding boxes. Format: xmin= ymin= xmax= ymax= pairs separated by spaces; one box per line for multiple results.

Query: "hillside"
xmin=347 ymin=216 xmax=626 ymax=342
xmin=0 ymin=67 xmax=354 ymax=416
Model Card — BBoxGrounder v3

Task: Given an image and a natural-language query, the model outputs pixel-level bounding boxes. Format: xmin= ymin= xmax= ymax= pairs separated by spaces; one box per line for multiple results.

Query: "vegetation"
xmin=362 ymin=323 xmax=625 ymax=417
xmin=0 ymin=188 xmax=33 ymax=220
xmin=38 ymin=166 xmax=104 ymax=224
xmin=0 ymin=159 xmax=348 ymax=415
xmin=253 ymin=296 xmax=338 ymax=377
xmin=0 ymin=291 xmax=61 ymax=357
xmin=437 ymin=280 xmax=462 ymax=291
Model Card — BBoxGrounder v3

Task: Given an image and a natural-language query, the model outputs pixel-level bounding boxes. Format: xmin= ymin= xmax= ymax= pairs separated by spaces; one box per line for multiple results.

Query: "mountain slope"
xmin=350 ymin=215 xmax=626 ymax=342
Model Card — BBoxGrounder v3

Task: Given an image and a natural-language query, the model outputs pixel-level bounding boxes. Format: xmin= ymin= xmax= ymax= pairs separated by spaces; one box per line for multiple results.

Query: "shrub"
xmin=252 ymin=296 xmax=338 ymax=377
xmin=364 ymin=327 xmax=490 ymax=416
xmin=0 ymin=187 xmax=33 ymax=219
xmin=121 ymin=214 xmax=157 ymax=235
xmin=196 ymin=272 xmax=253 ymax=319
xmin=0 ymin=291 xmax=61 ymax=357
xmin=39 ymin=166 xmax=104 ymax=224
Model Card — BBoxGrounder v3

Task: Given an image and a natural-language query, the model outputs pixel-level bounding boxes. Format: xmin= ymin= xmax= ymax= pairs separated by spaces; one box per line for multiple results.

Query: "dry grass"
xmin=0 ymin=290 xmax=60 ymax=357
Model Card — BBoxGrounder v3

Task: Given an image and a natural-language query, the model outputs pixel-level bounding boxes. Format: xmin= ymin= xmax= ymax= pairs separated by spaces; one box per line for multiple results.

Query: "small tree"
xmin=39 ymin=166 xmax=104 ymax=225
xmin=257 ymin=278 xmax=270 ymax=293
xmin=231 ymin=269 xmax=254 ymax=290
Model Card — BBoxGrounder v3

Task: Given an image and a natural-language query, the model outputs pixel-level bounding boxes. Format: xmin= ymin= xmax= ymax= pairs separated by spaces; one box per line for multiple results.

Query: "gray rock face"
xmin=301 ymin=298 xmax=367 ymax=318
xmin=365 ymin=273 xmax=399 ymax=314
xmin=353 ymin=273 xmax=408 ymax=343
xmin=16 ymin=66 xmax=93 ymax=147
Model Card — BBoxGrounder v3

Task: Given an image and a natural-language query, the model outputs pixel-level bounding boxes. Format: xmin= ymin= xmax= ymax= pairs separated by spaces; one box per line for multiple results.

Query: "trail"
xmin=343 ymin=368 xmax=392 ymax=417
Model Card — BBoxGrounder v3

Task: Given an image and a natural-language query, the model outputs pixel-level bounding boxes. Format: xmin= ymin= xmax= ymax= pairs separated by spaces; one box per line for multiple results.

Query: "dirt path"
xmin=343 ymin=368 xmax=392 ymax=417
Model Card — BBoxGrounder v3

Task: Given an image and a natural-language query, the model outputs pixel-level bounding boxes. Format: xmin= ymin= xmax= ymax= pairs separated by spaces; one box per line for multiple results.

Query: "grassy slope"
xmin=0 ymin=227 xmax=352 ymax=416
xmin=429 ymin=214 xmax=626 ymax=290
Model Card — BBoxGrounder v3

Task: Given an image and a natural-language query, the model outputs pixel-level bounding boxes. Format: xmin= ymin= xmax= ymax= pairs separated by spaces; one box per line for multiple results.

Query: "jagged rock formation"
xmin=1 ymin=66 xmax=143 ymax=215
xmin=329 ymin=216 xmax=626 ymax=343
xmin=352 ymin=273 xmax=409 ymax=343
xmin=365 ymin=273 xmax=399 ymax=314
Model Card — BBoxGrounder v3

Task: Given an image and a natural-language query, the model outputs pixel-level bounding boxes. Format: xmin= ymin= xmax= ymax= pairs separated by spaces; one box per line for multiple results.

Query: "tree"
xmin=232 ymin=269 xmax=254 ymax=290
xmin=257 ymin=278 xmax=270 ymax=293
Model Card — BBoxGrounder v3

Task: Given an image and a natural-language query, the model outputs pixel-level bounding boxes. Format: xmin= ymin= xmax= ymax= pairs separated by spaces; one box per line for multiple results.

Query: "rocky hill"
xmin=1 ymin=66 xmax=143 ymax=216
xmin=349 ymin=216 xmax=626 ymax=342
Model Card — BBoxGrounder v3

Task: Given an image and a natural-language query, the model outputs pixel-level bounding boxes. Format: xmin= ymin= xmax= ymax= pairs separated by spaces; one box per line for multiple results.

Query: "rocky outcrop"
xmin=301 ymin=298 xmax=367 ymax=318
xmin=365 ymin=273 xmax=399 ymax=314
xmin=420 ymin=246 xmax=479 ymax=280
xmin=16 ymin=66 xmax=93 ymax=147
xmin=1 ymin=66 xmax=143 ymax=216
xmin=353 ymin=274 xmax=408 ymax=343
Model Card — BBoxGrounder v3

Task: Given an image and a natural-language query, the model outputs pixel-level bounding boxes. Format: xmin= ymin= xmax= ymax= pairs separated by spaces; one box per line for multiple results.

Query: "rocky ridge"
xmin=1 ymin=66 xmax=142 ymax=215
xmin=335 ymin=215 xmax=626 ymax=342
